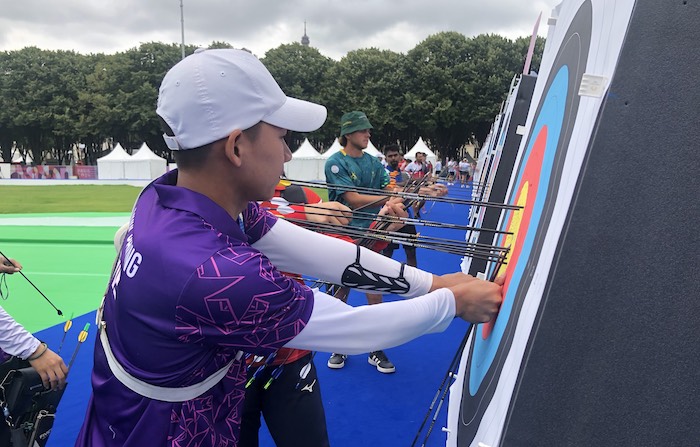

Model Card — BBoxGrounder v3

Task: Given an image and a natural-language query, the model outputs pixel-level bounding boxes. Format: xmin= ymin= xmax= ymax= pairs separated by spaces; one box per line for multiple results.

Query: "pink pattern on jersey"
xmin=168 ymin=224 xmax=312 ymax=446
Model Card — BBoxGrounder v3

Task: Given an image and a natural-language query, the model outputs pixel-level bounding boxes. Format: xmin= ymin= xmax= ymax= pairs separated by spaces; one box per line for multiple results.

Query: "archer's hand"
xmin=420 ymin=184 xmax=448 ymax=197
xmin=432 ymin=273 xmax=504 ymax=323
xmin=0 ymin=256 xmax=22 ymax=274
xmin=450 ymin=274 xmax=504 ymax=323
xmin=28 ymin=347 xmax=68 ymax=391
xmin=378 ymin=197 xmax=407 ymax=232
xmin=305 ymin=201 xmax=352 ymax=226
xmin=430 ymin=272 xmax=479 ymax=291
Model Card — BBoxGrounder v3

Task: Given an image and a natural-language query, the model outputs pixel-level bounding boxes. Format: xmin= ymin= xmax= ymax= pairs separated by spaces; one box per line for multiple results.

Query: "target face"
xmin=457 ymin=1 xmax=593 ymax=441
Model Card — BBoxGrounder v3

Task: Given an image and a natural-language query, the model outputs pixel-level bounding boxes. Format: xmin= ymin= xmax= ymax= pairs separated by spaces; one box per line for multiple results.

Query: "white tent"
xmin=293 ymin=138 xmax=322 ymax=158
xmin=405 ymin=137 xmax=437 ymax=166
xmin=319 ymin=138 xmax=382 ymax=159
xmin=321 ymin=138 xmax=342 ymax=159
xmin=125 ymin=142 xmax=167 ymax=179
xmin=285 ymin=138 xmax=324 ymax=181
xmin=10 ymin=149 xmax=33 ymax=164
xmin=97 ymin=143 xmax=131 ymax=179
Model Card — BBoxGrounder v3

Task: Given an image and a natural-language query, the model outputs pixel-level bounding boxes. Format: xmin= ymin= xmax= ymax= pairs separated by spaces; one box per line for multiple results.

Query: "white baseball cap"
xmin=156 ymin=48 xmax=327 ymax=150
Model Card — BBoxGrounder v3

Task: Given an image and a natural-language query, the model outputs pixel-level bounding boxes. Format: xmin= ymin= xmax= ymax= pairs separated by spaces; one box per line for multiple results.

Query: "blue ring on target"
xmin=469 ymin=66 xmax=570 ymax=395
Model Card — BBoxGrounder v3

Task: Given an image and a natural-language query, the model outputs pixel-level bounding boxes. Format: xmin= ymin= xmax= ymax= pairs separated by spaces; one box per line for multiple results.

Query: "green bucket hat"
xmin=340 ymin=111 xmax=373 ymax=136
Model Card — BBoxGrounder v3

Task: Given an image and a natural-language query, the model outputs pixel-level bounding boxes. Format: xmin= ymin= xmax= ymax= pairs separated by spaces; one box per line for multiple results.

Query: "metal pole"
xmin=180 ymin=0 xmax=185 ymax=59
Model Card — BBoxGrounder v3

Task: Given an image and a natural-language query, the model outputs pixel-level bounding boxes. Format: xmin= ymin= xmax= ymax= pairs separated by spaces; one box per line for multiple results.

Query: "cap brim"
xmin=263 ymin=97 xmax=327 ymax=133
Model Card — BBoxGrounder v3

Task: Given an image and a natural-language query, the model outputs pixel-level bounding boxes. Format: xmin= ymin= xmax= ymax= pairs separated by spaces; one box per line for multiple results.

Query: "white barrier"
xmin=0 ymin=178 xmax=150 ymax=187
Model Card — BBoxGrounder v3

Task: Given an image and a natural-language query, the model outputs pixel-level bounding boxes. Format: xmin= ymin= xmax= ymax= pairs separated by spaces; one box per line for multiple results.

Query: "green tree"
xmin=207 ymin=41 xmax=234 ymax=50
xmin=403 ymin=32 xmax=477 ymax=159
xmin=405 ymin=32 xmax=546 ymax=159
xmin=465 ymin=34 xmax=545 ymax=145
xmin=323 ymin=48 xmax=407 ymax=150
xmin=0 ymin=34 xmax=545 ymax=167
xmin=0 ymin=47 xmax=93 ymax=164
xmin=514 ymin=35 xmax=545 ymax=76
xmin=75 ymin=54 xmax=116 ymax=164
xmin=261 ymin=43 xmax=336 ymax=150
xmin=78 ymin=42 xmax=193 ymax=163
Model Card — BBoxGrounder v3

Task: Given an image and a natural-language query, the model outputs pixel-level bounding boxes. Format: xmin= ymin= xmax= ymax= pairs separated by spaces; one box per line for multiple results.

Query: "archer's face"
xmin=385 ymin=151 xmax=401 ymax=169
xmin=345 ymin=128 xmax=371 ymax=150
xmin=237 ymin=123 xmax=292 ymax=201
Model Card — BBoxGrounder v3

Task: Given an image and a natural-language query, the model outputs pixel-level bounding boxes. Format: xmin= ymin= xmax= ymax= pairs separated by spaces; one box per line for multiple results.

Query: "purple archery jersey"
xmin=75 ymin=171 xmax=314 ymax=447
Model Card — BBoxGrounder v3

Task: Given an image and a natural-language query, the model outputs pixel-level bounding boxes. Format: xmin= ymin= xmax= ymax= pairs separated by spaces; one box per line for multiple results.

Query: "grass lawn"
xmin=0 ymin=184 xmax=329 ymax=213
xmin=0 ymin=185 xmax=143 ymax=213
xmin=0 ymin=181 xmax=329 ymax=327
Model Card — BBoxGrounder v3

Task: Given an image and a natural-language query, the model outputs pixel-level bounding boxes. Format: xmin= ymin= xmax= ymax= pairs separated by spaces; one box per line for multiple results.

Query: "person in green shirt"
xmin=324 ymin=111 xmax=402 ymax=374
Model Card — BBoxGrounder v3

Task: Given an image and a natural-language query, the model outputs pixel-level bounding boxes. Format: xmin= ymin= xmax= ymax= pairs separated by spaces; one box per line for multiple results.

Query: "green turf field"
xmin=1 ymin=185 xmax=142 ymax=330
xmin=0 ymin=216 xmax=128 ymax=332
xmin=0 ymin=182 xmax=328 ymax=332
xmin=0 ymin=234 xmax=118 ymax=331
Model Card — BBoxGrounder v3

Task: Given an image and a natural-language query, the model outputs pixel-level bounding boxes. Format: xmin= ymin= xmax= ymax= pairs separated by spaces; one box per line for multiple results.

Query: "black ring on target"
xmin=457 ymin=1 xmax=593 ymax=442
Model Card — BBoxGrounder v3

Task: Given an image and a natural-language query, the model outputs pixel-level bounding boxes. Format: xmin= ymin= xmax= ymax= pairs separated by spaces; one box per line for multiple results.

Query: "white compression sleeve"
xmin=0 ymin=305 xmax=41 ymax=359
xmin=285 ymin=288 xmax=456 ymax=353
xmin=252 ymin=218 xmax=433 ymax=298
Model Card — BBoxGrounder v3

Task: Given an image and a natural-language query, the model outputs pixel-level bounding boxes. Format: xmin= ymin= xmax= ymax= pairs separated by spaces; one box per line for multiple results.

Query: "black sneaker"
xmin=368 ymin=350 xmax=395 ymax=374
xmin=327 ymin=353 xmax=347 ymax=369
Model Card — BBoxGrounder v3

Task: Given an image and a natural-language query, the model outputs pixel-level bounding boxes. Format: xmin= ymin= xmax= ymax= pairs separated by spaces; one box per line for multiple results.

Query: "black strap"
xmin=340 ymin=246 xmax=410 ymax=294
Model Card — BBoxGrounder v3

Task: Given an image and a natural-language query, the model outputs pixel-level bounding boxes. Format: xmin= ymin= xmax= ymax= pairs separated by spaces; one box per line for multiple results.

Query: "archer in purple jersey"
xmin=75 ymin=49 xmax=504 ymax=447
xmin=76 ymin=171 xmax=314 ymax=446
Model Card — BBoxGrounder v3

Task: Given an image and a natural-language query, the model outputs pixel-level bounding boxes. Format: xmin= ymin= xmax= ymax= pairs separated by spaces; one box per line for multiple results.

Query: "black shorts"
xmin=240 ymin=353 xmax=329 ymax=447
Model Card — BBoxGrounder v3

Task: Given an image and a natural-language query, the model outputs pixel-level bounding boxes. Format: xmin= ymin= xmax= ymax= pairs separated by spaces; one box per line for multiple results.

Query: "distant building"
xmin=301 ymin=21 xmax=310 ymax=46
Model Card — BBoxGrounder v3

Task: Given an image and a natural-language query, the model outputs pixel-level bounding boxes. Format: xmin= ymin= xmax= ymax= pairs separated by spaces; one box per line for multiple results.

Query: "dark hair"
xmin=339 ymin=135 xmax=348 ymax=147
xmin=242 ymin=122 xmax=263 ymax=141
xmin=383 ymin=144 xmax=401 ymax=155
xmin=172 ymin=145 xmax=215 ymax=170
xmin=158 ymin=116 xmax=212 ymax=169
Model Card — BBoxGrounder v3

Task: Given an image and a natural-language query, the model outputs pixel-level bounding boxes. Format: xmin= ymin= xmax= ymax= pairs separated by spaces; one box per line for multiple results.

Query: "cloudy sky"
xmin=0 ymin=0 xmax=560 ymax=60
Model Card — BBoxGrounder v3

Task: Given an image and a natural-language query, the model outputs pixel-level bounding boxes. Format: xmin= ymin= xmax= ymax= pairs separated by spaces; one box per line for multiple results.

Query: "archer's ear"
xmin=224 ymin=129 xmax=243 ymax=167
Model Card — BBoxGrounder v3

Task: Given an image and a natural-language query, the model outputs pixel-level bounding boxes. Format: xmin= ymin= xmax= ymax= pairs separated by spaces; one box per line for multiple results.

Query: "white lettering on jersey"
xmin=122 ymin=234 xmax=142 ymax=278
xmin=111 ymin=259 xmax=122 ymax=301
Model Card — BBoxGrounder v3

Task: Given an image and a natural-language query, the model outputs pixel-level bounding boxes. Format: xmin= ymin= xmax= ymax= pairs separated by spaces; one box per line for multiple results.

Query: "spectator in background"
xmin=459 ymin=158 xmax=471 ymax=188
xmin=405 ymin=152 xmax=431 ymax=218
xmin=405 ymin=151 xmax=429 ymax=180
xmin=378 ymin=153 xmax=387 ymax=168
xmin=434 ymin=159 xmax=443 ymax=178
xmin=447 ymin=158 xmax=457 ymax=184
xmin=382 ymin=144 xmax=418 ymax=268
